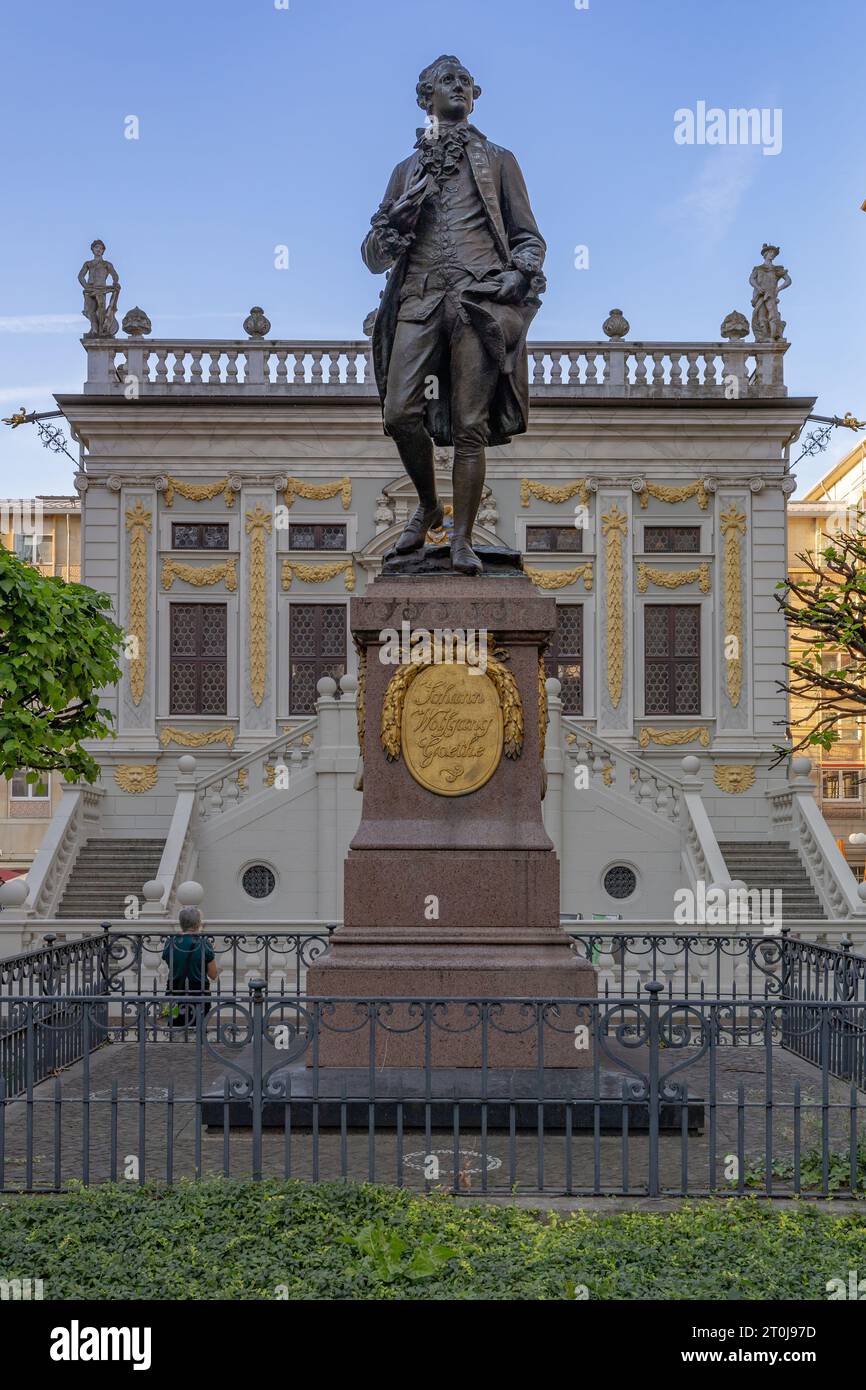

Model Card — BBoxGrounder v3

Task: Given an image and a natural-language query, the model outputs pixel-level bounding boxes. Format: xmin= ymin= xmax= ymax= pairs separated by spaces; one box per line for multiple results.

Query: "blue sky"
xmin=1 ymin=0 xmax=863 ymax=495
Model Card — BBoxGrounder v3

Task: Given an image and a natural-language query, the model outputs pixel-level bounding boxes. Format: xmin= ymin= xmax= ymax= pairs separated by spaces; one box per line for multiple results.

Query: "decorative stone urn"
xmin=720 ymin=310 xmax=749 ymax=340
xmin=122 ymin=306 xmax=152 ymax=337
xmin=602 ymin=308 xmax=629 ymax=339
xmin=243 ymin=306 xmax=271 ymax=338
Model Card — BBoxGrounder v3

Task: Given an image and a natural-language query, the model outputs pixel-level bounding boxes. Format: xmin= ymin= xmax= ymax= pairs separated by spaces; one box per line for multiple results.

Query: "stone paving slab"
xmin=1 ymin=1033 xmax=861 ymax=1196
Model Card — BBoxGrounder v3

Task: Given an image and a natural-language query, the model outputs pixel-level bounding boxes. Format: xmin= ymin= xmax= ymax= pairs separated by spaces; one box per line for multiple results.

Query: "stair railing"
xmin=767 ymin=757 xmax=866 ymax=919
xmin=560 ymin=712 xmax=729 ymax=892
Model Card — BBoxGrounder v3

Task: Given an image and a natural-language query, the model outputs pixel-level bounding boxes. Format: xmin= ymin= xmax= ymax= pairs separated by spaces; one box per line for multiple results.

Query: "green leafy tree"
xmin=0 ymin=546 xmax=122 ymax=783
xmin=776 ymin=523 xmax=866 ymax=759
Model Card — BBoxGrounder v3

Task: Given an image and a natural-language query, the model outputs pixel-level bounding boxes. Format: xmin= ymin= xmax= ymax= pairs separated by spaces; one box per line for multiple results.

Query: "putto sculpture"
xmin=362 ymin=55 xmax=546 ymax=575
xmin=78 ymin=239 xmax=120 ymax=338
xmin=749 ymin=244 xmax=791 ymax=343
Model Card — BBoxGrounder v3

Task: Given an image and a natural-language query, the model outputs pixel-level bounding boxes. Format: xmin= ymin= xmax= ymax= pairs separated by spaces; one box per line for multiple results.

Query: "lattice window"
xmin=289 ymin=524 xmax=347 ymax=551
xmin=644 ymin=604 xmax=700 ymax=715
xmin=525 ymin=526 xmax=583 ymax=553
xmin=604 ymin=865 xmax=637 ymax=899
xmin=170 ymin=603 xmax=227 ymax=715
xmin=289 ymin=604 xmax=346 ymax=713
xmin=242 ymin=864 xmax=276 ymax=898
xmin=544 ymin=604 xmax=583 ymax=715
xmin=172 ymin=523 xmax=230 ymax=550
xmin=644 ymin=526 xmax=701 ymax=554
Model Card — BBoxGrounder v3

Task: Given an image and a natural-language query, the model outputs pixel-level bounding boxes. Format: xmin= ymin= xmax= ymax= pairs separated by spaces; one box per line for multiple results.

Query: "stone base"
xmin=305 ymin=926 xmax=596 ymax=1067
xmin=202 ymin=1064 xmax=704 ymax=1133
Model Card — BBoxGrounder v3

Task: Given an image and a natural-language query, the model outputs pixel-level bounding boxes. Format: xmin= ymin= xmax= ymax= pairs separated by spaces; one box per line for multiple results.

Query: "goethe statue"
xmin=362 ymin=55 xmax=546 ymax=575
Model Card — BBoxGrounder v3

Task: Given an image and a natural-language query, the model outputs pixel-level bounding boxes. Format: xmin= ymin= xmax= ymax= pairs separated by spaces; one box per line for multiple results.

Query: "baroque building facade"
xmin=13 ymin=303 xmax=865 ymax=931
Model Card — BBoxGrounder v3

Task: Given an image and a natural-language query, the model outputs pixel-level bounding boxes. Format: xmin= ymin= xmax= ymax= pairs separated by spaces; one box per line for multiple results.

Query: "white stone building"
xmin=13 ymin=315 xmax=866 ymax=934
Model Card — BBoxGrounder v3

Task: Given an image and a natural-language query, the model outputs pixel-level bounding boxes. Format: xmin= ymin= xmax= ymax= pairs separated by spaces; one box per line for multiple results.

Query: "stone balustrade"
xmin=82 ymin=337 xmax=788 ymax=398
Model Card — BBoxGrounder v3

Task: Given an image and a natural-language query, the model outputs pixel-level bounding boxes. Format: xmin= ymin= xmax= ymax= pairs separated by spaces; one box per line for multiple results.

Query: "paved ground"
xmin=3 ymin=1026 xmax=861 ymax=1197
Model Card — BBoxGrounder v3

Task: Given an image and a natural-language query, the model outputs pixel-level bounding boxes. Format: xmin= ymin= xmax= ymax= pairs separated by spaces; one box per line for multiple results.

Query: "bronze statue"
xmin=362 ymin=55 xmax=546 ymax=575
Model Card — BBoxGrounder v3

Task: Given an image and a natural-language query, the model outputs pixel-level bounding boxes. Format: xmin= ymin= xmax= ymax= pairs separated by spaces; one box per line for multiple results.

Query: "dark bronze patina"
xmin=362 ymin=55 xmax=546 ymax=575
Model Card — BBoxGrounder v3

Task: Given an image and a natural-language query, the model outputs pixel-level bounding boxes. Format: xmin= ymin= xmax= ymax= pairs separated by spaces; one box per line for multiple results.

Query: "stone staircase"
xmin=57 ymin=838 xmax=165 ymax=920
xmin=717 ymin=842 xmax=825 ymax=920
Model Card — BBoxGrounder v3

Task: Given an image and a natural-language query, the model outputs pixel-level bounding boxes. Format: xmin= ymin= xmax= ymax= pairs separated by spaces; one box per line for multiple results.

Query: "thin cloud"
xmin=660 ymin=148 xmax=761 ymax=241
xmin=0 ymin=385 xmax=78 ymax=403
xmin=0 ymin=315 xmax=82 ymax=334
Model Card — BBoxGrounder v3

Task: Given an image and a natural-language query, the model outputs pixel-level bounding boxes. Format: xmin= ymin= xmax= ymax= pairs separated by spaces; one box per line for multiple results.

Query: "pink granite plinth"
xmin=305 ymin=572 xmax=598 ymax=1069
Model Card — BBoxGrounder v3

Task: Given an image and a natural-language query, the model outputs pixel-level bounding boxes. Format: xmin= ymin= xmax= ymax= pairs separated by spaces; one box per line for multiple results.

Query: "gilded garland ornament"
xmin=538 ymin=654 xmax=548 ymax=759
xmin=713 ymin=763 xmax=756 ymax=793
xmin=113 ymin=764 xmax=158 ymax=793
xmin=281 ymin=559 xmax=355 ymax=592
xmin=356 ymin=647 xmax=367 ymax=757
xmin=161 ymin=558 xmax=237 ymax=590
xmin=245 ymin=503 xmax=272 ymax=708
xmin=720 ymin=502 xmax=746 ymax=708
xmin=638 ymin=726 xmax=710 ymax=748
xmin=283 ymin=476 xmax=352 ymax=510
xmin=636 ymin=562 xmax=710 ymax=593
xmin=381 ymin=652 xmax=524 ymax=773
xmin=520 ymin=478 xmax=590 ymax=507
xmin=124 ymin=499 xmax=151 ymax=707
xmin=602 ymin=502 xmax=628 ymax=708
xmin=159 ymin=726 xmax=235 ymax=749
xmin=524 ymin=562 xmax=593 ymax=591
xmin=638 ymin=480 xmax=710 ymax=510
xmin=163 ymin=476 xmax=236 ymax=508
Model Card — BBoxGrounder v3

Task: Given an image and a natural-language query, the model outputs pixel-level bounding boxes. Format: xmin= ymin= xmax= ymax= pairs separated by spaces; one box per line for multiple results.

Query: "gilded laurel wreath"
xmin=380 ymin=654 xmax=524 ymax=762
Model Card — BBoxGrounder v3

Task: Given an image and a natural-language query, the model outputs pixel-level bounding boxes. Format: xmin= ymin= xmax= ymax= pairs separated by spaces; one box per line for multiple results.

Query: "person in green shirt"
xmin=162 ymin=906 xmax=218 ymax=1027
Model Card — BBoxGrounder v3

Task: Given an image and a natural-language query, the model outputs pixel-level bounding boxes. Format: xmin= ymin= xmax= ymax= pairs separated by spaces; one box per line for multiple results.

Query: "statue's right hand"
xmin=387 ymin=173 xmax=428 ymax=233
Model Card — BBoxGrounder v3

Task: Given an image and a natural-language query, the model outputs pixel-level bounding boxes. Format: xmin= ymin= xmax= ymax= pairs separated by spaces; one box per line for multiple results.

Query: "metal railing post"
xmin=250 ymin=978 xmax=266 ymax=1181
xmin=646 ymin=981 xmax=662 ymax=1198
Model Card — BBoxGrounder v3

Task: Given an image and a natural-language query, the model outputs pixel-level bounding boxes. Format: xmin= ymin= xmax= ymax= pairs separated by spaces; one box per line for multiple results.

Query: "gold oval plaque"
xmin=401 ymin=662 xmax=504 ymax=796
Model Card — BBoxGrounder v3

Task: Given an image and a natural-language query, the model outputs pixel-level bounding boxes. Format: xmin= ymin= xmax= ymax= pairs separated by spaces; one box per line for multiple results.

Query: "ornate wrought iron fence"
xmin=1 ymin=985 xmax=864 ymax=1198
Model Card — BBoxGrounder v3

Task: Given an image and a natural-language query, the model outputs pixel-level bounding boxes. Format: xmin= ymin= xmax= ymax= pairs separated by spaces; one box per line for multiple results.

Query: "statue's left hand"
xmin=489 ymin=269 xmax=528 ymax=304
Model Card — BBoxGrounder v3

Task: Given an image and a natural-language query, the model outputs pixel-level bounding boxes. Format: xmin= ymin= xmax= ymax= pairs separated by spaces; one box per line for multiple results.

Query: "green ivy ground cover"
xmin=1 ymin=1181 xmax=864 ymax=1300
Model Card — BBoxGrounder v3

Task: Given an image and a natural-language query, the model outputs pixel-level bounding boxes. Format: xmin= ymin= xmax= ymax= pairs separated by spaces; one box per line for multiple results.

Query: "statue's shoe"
xmin=393 ymin=502 xmax=444 ymax=554
xmin=451 ymin=538 xmax=483 ymax=576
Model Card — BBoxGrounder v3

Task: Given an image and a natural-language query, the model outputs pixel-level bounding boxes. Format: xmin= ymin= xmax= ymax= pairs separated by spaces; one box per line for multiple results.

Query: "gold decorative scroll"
xmin=602 ymin=503 xmax=628 ymax=708
xmin=720 ymin=503 xmax=747 ymax=708
xmin=601 ymin=762 xmax=614 ymax=786
xmin=164 ymin=476 xmax=236 ymax=508
xmin=124 ymin=499 xmax=152 ymax=707
xmin=161 ymin=558 xmax=237 ymax=590
xmin=713 ymin=764 xmax=756 ymax=794
xmin=245 ymin=503 xmax=273 ymax=708
xmin=236 ymin=768 xmax=248 ymax=790
xmin=283 ymin=476 xmax=352 ymax=510
xmin=159 ymin=726 xmax=235 ymax=749
xmin=638 ymin=726 xmax=710 ymax=748
xmin=637 ymin=562 xmax=710 ymax=593
xmin=638 ymin=481 xmax=710 ymax=510
xmin=281 ymin=559 xmax=355 ymax=592
xmin=113 ymin=764 xmax=158 ymax=793
xmin=524 ymin=563 xmax=593 ymax=591
xmin=520 ymin=478 xmax=590 ymax=507
xmin=381 ymin=654 xmax=523 ymax=763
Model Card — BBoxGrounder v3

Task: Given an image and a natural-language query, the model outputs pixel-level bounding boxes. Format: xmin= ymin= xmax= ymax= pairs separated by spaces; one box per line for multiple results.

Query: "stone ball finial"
xmin=340 ymin=673 xmax=358 ymax=695
xmin=545 ymin=677 xmax=561 ymax=697
xmin=720 ymin=310 xmax=749 ymax=340
xmin=602 ymin=309 xmax=629 ymax=339
xmin=680 ymin=755 xmax=701 ymax=776
xmin=0 ymin=876 xmax=29 ymax=908
xmin=142 ymin=880 xmax=164 ymax=903
xmin=791 ymin=755 xmax=813 ymax=778
xmin=243 ymin=306 xmax=271 ymax=338
xmin=858 ymin=882 xmax=866 ymax=903
xmin=317 ymin=675 xmax=338 ymax=698
xmin=177 ymin=754 xmax=197 ymax=775
xmin=176 ymin=880 xmax=204 ymax=906
xmin=122 ymin=307 xmax=152 ymax=337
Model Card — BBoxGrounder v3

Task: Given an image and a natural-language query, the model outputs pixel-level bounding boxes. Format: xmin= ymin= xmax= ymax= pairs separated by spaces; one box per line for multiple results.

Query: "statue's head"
xmin=91 ymin=239 xmax=106 ymax=256
xmin=761 ymin=243 xmax=780 ymax=261
xmin=416 ymin=55 xmax=481 ymax=121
